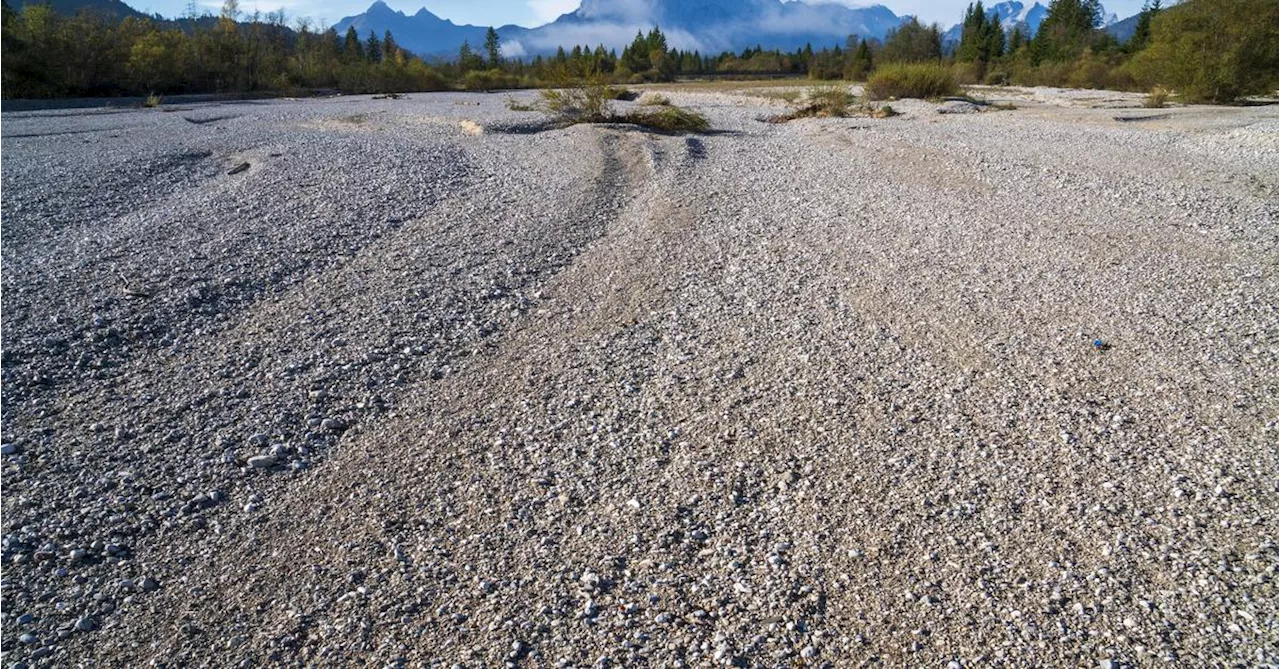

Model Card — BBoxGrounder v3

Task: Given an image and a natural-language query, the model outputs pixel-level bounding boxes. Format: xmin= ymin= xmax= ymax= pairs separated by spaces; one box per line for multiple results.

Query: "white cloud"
xmin=527 ymin=0 xmax=579 ymax=24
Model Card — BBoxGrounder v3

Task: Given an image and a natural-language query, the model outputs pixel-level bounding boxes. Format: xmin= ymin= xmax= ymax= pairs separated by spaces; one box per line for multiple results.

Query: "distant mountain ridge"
xmin=334 ymin=0 xmax=909 ymax=58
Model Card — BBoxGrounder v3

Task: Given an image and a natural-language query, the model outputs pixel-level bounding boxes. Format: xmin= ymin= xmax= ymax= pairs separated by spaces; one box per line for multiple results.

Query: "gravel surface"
xmin=2 ymin=89 xmax=1276 ymax=668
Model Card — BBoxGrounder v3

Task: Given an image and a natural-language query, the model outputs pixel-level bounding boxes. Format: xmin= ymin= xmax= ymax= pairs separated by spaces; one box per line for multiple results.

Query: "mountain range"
xmin=337 ymin=0 xmax=907 ymax=58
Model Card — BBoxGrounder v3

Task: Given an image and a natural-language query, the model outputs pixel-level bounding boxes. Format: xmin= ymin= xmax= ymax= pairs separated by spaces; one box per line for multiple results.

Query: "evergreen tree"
xmin=484 ymin=27 xmax=501 ymax=68
xmin=383 ymin=30 xmax=398 ymax=61
xmin=1127 ymin=0 xmax=1160 ymax=52
xmin=1031 ymin=0 xmax=1103 ymax=63
xmin=342 ymin=25 xmax=363 ymax=63
xmin=365 ymin=31 xmax=381 ymax=64
xmin=880 ymin=18 xmax=943 ymax=62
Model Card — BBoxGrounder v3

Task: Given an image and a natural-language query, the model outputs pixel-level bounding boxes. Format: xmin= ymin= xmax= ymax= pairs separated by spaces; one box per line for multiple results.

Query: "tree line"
xmin=2 ymin=0 xmax=1275 ymax=103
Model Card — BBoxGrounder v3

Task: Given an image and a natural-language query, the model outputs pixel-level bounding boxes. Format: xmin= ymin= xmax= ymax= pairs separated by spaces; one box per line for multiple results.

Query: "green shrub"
xmin=142 ymin=92 xmax=162 ymax=108
xmin=983 ymin=70 xmax=1010 ymax=86
xmin=864 ymin=63 xmax=959 ymax=100
xmin=1128 ymin=0 xmax=1278 ymax=102
xmin=463 ymin=69 xmax=520 ymax=91
xmin=621 ymin=105 xmax=709 ymax=132
xmin=539 ymin=70 xmax=614 ymax=123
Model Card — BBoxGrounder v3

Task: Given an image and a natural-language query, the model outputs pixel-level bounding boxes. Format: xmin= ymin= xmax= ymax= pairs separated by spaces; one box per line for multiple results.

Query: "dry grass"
xmin=1143 ymin=86 xmax=1170 ymax=108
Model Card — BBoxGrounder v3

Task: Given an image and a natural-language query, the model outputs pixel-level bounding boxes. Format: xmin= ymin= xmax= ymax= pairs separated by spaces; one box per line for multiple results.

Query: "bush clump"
xmin=864 ymin=63 xmax=959 ymax=100
xmin=537 ymin=73 xmax=708 ymax=133
xmin=463 ymin=69 xmax=520 ymax=91
xmin=621 ymin=105 xmax=709 ymax=132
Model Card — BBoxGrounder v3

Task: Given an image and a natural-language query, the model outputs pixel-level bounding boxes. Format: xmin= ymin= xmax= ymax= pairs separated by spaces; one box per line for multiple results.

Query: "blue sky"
xmin=127 ymin=0 xmax=1147 ymax=31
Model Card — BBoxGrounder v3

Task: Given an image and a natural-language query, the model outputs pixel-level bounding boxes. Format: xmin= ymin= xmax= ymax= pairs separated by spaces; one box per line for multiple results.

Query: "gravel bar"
xmin=2 ymin=89 xmax=1276 ymax=668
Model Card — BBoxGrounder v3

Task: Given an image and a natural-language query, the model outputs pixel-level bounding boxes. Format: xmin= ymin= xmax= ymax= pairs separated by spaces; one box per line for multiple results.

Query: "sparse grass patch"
xmin=759 ymin=89 xmax=801 ymax=103
xmin=143 ymin=92 xmax=163 ymax=108
xmin=805 ymin=85 xmax=854 ymax=116
xmin=620 ymin=105 xmax=709 ymax=132
xmin=865 ymin=63 xmax=959 ymax=101
xmin=506 ymin=96 xmax=537 ymax=111
xmin=768 ymin=85 xmax=899 ymax=122
xmin=536 ymin=73 xmax=708 ymax=133
xmin=638 ymin=92 xmax=671 ymax=106
xmin=1143 ymin=86 xmax=1170 ymax=108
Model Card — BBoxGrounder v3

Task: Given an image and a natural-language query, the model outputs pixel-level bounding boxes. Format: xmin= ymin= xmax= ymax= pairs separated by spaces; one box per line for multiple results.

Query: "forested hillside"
xmin=1 ymin=0 xmax=1275 ymax=102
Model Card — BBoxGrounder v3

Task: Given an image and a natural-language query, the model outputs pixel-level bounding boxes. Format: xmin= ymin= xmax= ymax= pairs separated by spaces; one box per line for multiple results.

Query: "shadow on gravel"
xmin=486 ymin=119 xmax=741 ymax=139
xmin=1114 ymin=113 xmax=1172 ymax=122
xmin=2 ymin=128 xmax=106 ymax=139
xmin=185 ymin=115 xmax=240 ymax=125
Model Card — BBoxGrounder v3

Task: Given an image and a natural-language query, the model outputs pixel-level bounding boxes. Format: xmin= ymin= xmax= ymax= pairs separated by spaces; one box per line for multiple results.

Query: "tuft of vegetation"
xmin=621 ymin=105 xmax=709 ymax=132
xmin=1142 ymin=86 xmax=1169 ymax=108
xmin=804 ymin=84 xmax=855 ymax=116
xmin=537 ymin=72 xmax=707 ymax=133
xmin=638 ymin=92 xmax=671 ymax=106
xmin=539 ymin=69 xmax=615 ymax=123
xmin=865 ymin=63 xmax=959 ymax=100
xmin=142 ymin=92 xmax=163 ymax=108
xmin=506 ymin=96 xmax=537 ymax=111
xmin=769 ymin=86 xmax=897 ymax=122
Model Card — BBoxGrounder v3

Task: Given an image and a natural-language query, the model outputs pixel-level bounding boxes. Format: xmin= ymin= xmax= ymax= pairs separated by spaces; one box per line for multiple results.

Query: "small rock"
xmin=0 ymin=443 xmax=19 ymax=456
xmin=247 ymin=455 xmax=276 ymax=469
xmin=801 ymin=646 xmax=818 ymax=658
xmin=321 ymin=418 xmax=346 ymax=432
xmin=75 ymin=616 xmax=97 ymax=631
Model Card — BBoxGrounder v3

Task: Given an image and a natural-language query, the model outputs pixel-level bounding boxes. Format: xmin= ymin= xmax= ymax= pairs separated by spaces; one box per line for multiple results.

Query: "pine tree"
xmin=365 ymin=31 xmax=381 ymax=64
xmin=383 ymin=30 xmax=398 ymax=61
xmin=1032 ymin=0 xmax=1103 ymax=63
xmin=484 ymin=27 xmax=500 ymax=68
xmin=342 ymin=26 xmax=363 ymax=63
xmin=1127 ymin=0 xmax=1160 ymax=52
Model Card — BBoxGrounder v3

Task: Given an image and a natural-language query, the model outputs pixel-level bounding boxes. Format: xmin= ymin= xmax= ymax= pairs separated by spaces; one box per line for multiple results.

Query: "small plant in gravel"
xmin=865 ymin=63 xmax=959 ymax=100
xmin=143 ymin=92 xmax=163 ymax=108
xmin=506 ymin=96 xmax=537 ymax=112
xmin=638 ymin=92 xmax=671 ymax=106
xmin=1143 ymin=86 xmax=1170 ymax=108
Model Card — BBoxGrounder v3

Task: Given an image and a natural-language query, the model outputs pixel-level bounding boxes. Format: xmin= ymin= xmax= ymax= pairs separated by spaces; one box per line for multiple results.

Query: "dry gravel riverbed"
xmin=1 ymin=88 xmax=1276 ymax=668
